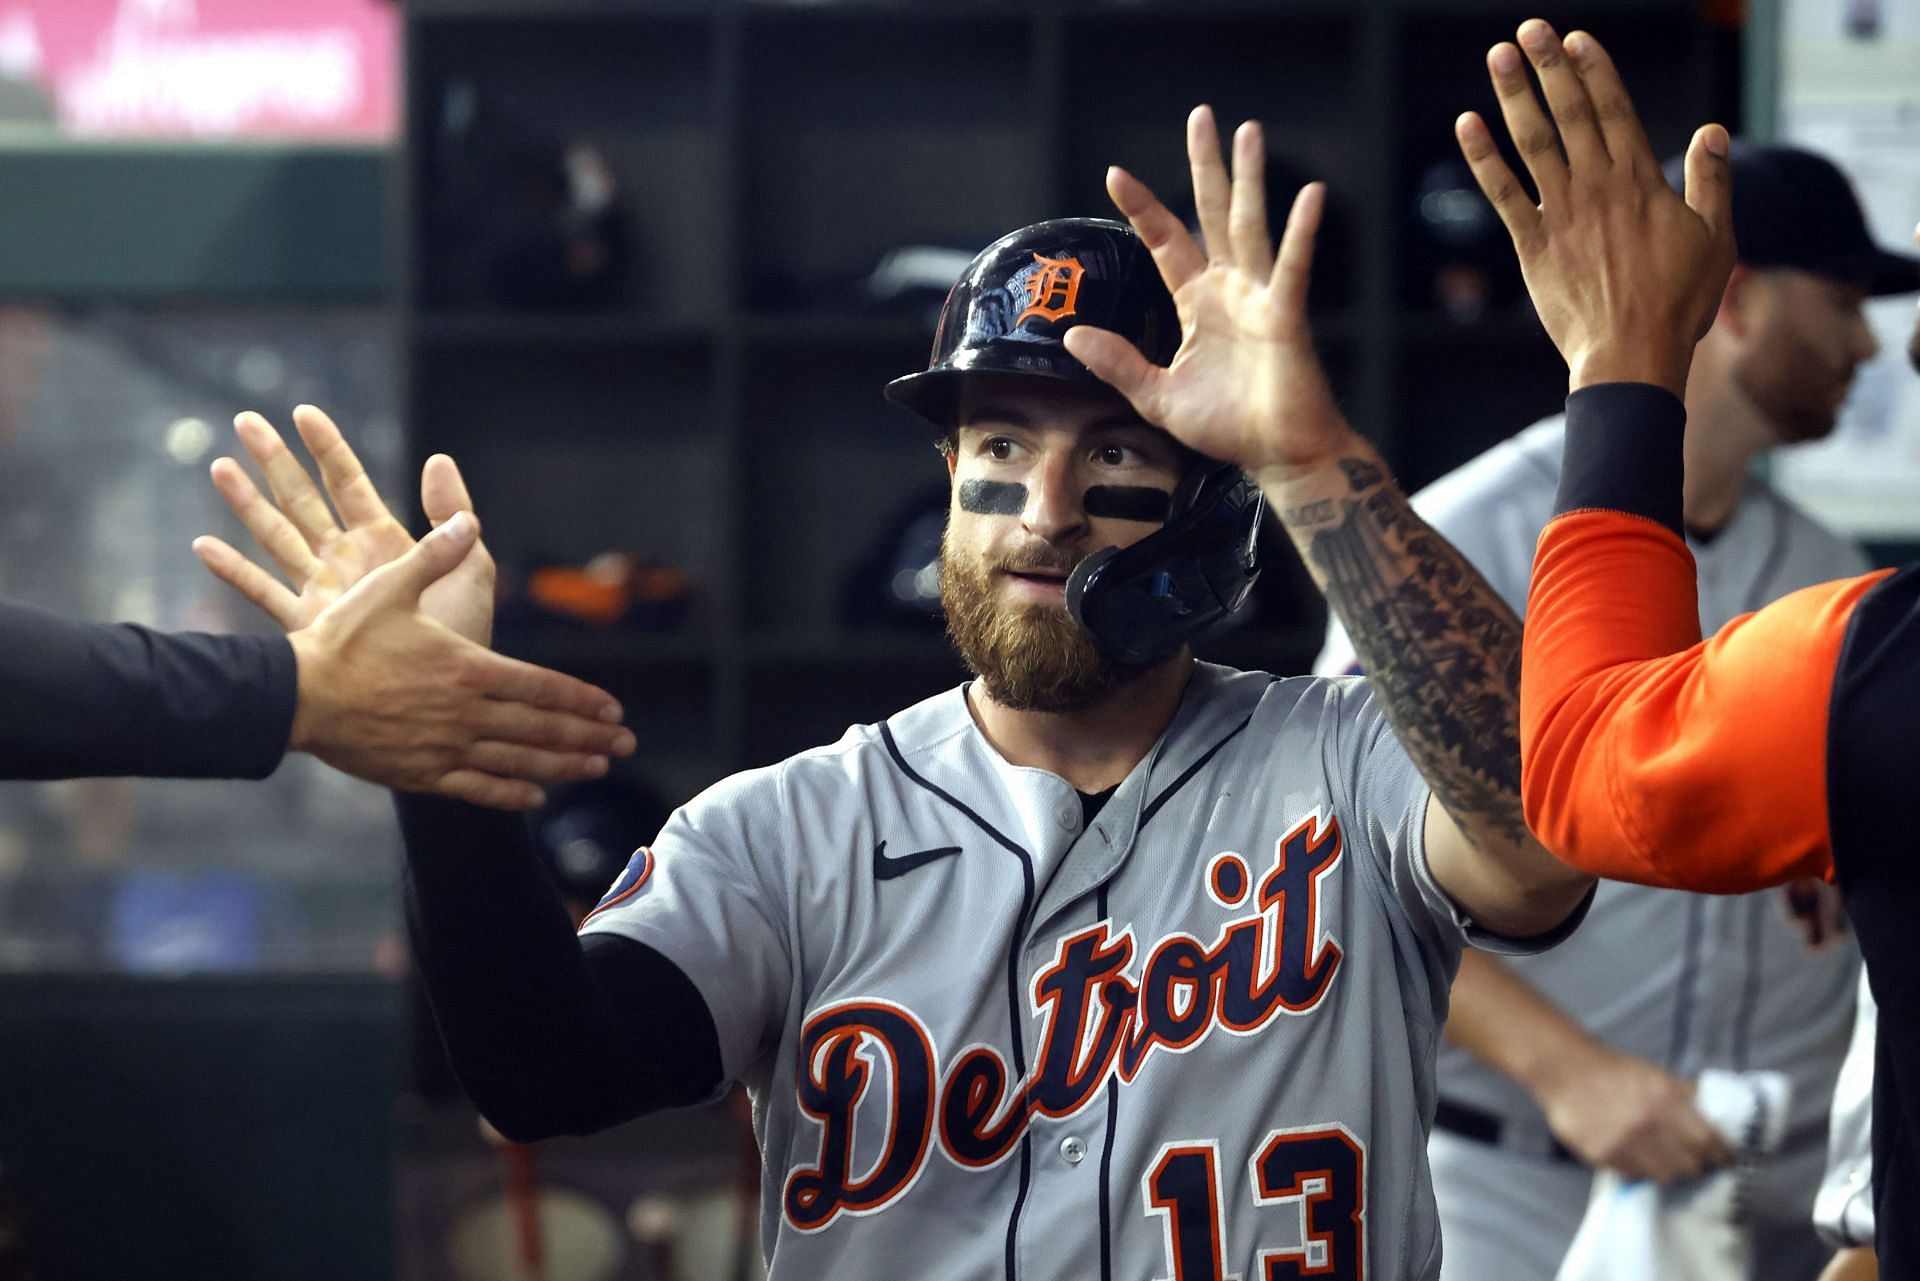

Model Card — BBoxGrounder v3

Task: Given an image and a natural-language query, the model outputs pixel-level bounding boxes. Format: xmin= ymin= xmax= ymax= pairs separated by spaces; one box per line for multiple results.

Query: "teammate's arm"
xmin=0 ymin=519 xmax=624 ymax=805
xmin=1452 ymin=24 xmax=1859 ymax=890
xmin=1069 ymin=106 xmax=1589 ymax=938
xmin=1445 ymin=950 xmax=1731 ymax=1180
xmin=0 ymin=599 xmax=295 ymax=780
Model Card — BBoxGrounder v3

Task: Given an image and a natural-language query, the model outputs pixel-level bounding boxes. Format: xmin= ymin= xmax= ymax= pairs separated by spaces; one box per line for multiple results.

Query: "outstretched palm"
xmin=194 ymin=405 xmax=496 ymax=645
xmin=1064 ymin=107 xmax=1351 ymax=480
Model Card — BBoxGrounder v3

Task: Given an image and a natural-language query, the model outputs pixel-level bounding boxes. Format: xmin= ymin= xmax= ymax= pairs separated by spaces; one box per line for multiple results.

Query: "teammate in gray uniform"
xmin=1319 ymin=141 xmax=1920 ymax=1281
xmin=206 ymin=104 xmax=1598 ymax=1278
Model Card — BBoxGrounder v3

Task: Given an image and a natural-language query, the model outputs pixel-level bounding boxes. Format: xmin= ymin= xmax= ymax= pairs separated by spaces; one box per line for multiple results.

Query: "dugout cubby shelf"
xmin=402 ymin=0 xmax=1737 ymax=804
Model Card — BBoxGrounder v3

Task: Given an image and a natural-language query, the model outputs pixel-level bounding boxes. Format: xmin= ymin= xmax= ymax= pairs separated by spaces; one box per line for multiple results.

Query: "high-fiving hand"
xmin=1064 ymin=105 xmax=1353 ymax=485
xmin=196 ymin=406 xmax=494 ymax=644
xmin=1454 ymin=19 xmax=1736 ymax=396
xmin=196 ymin=406 xmax=636 ymax=811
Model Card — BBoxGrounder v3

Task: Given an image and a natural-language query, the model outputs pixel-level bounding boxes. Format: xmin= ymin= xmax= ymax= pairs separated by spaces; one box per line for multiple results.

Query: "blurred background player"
xmin=1319 ymin=139 xmax=1920 ymax=1280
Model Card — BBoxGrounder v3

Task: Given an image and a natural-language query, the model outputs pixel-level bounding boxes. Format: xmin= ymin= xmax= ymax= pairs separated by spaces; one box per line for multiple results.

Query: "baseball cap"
xmin=1665 ymin=140 xmax=1920 ymax=297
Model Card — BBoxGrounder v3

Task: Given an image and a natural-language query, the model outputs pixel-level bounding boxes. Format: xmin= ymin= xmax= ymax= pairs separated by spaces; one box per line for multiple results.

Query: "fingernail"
xmin=1519 ymin=21 xmax=1551 ymax=49
xmin=614 ymin=730 xmax=637 ymax=755
xmin=1564 ymin=32 xmax=1590 ymax=58
xmin=1490 ymin=44 xmax=1522 ymax=73
xmin=440 ymin=511 xmax=474 ymax=539
xmin=599 ymin=701 xmax=623 ymax=722
xmin=588 ymin=756 xmax=609 ymax=777
xmin=1705 ymin=127 xmax=1729 ymax=158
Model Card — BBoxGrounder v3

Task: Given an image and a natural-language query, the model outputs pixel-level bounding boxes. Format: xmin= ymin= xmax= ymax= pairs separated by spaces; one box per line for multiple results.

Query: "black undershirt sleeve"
xmin=1555 ymin=382 xmax=1688 ymax=536
xmin=395 ymin=793 xmax=723 ymax=1141
xmin=0 ymin=601 xmax=295 ymax=781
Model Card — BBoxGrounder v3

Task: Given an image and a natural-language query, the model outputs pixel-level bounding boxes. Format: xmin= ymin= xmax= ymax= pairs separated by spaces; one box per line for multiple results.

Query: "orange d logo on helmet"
xmin=1014 ymin=252 xmax=1085 ymax=326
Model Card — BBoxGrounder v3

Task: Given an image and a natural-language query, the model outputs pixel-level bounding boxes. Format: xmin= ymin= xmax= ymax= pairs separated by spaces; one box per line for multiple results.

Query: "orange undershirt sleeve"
xmin=1520 ymin=509 xmax=1887 ymax=892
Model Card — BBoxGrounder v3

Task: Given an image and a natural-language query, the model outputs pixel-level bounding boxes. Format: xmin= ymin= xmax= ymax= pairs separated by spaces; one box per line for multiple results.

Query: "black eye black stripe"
xmin=958 ymin=479 xmax=1026 ymax=515
xmin=957 ymin=480 xmax=1172 ymax=522
xmin=1083 ymin=485 xmax=1172 ymax=523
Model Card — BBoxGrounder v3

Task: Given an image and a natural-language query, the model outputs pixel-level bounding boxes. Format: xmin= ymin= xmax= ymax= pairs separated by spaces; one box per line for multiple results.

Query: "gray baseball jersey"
xmin=1319 ymin=414 xmax=1866 ymax=1243
xmin=580 ymin=662 xmax=1572 ymax=1279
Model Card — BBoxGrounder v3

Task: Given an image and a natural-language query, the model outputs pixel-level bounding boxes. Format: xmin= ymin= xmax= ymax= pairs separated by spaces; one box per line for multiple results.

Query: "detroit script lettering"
xmin=784 ymin=812 xmax=1347 ymax=1231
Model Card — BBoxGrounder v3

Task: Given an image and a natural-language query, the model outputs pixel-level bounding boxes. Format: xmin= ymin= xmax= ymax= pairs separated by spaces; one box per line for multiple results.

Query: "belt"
xmin=1432 ymin=1098 xmax=1582 ymax=1166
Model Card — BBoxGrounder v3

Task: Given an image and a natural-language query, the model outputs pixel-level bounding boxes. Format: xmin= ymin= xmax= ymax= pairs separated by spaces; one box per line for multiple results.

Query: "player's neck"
xmin=968 ymin=653 xmax=1194 ymax=794
xmin=1680 ymin=389 xmax=1768 ymax=535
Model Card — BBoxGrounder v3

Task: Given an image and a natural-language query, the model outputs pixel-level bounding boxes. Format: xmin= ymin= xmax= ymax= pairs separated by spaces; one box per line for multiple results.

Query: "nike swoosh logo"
xmin=872 ymin=840 xmax=963 ymax=881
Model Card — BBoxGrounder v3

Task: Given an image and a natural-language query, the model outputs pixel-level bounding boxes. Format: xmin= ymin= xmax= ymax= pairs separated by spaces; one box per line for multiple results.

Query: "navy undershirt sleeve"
xmin=395 ymin=793 xmax=723 ymax=1141
xmin=0 ymin=600 xmax=295 ymax=780
xmin=1555 ymin=383 xmax=1688 ymax=537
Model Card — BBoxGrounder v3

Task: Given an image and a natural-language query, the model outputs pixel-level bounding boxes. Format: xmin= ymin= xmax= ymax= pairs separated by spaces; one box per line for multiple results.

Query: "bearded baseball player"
xmin=206 ymin=106 xmax=1594 ymax=1277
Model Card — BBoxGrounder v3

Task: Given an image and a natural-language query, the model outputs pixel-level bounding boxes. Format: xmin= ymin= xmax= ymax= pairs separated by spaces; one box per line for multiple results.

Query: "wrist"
xmin=285 ymin=628 xmax=321 ymax=755
xmin=1254 ymin=432 xmax=1388 ymax=527
xmin=1520 ymin=1035 xmax=1611 ymax=1108
xmin=1568 ymin=342 xmax=1693 ymax=400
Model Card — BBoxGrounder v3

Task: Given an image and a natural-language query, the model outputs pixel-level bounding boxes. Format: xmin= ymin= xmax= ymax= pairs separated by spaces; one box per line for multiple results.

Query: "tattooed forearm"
xmin=1279 ymin=497 xmax=1336 ymax=528
xmin=1291 ymin=454 xmax=1527 ymax=848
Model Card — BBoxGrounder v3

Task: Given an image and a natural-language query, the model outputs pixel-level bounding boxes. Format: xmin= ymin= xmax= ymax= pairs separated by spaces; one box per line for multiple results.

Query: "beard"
xmin=1730 ymin=345 xmax=1852 ymax=446
xmin=940 ymin=529 xmax=1143 ymax=713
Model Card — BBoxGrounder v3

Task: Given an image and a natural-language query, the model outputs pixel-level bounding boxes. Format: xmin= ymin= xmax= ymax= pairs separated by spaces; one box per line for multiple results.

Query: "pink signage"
xmin=0 ymin=0 xmax=398 ymax=140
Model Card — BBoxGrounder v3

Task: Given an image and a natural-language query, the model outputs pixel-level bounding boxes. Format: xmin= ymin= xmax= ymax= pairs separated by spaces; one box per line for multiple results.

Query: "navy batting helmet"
xmin=888 ymin=216 xmax=1265 ymax=668
xmin=883 ymin=217 xmax=1180 ymax=428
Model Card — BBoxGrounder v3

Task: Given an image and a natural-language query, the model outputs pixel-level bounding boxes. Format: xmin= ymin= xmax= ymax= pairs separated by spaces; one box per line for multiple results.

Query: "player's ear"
xmin=1715 ymin=263 xmax=1760 ymax=340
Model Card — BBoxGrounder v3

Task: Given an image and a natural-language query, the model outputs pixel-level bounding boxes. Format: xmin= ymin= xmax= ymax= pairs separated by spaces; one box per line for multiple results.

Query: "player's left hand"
xmin=194 ymin=405 xmax=495 ymax=645
xmin=193 ymin=404 xmax=636 ymax=810
xmin=1454 ymin=20 xmax=1735 ymax=396
xmin=1065 ymin=105 xmax=1353 ymax=486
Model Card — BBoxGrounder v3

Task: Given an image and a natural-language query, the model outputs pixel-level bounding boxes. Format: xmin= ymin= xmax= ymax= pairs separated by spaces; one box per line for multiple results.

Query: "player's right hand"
xmin=1452 ymin=20 xmax=1735 ymax=398
xmin=1535 ymin=1044 xmax=1735 ymax=1183
xmin=1063 ymin=105 xmax=1355 ymax=487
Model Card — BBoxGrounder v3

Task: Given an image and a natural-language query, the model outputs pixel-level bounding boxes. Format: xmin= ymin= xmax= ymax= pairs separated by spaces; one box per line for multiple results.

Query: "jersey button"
xmin=1055 ymin=804 xmax=1079 ymax=833
xmin=1059 ymin=1136 xmax=1086 ymax=1165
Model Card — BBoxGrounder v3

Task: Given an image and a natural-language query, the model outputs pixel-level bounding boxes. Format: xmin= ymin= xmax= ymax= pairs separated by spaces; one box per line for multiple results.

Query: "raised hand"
xmin=1064 ymin=105 xmax=1352 ymax=484
xmin=194 ymin=405 xmax=494 ymax=645
xmin=1454 ymin=20 xmax=1736 ymax=396
xmin=194 ymin=405 xmax=636 ymax=810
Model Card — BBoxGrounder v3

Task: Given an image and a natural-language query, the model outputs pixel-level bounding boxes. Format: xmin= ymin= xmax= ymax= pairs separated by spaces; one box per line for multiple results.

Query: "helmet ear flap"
xmin=1067 ymin=466 xmax=1265 ymax=667
xmin=1167 ymin=454 xmax=1215 ymax=516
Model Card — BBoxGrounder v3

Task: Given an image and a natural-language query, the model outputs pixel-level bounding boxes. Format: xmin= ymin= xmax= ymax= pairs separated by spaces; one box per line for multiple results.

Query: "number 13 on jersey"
xmin=1144 ymin=1125 xmax=1365 ymax=1280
